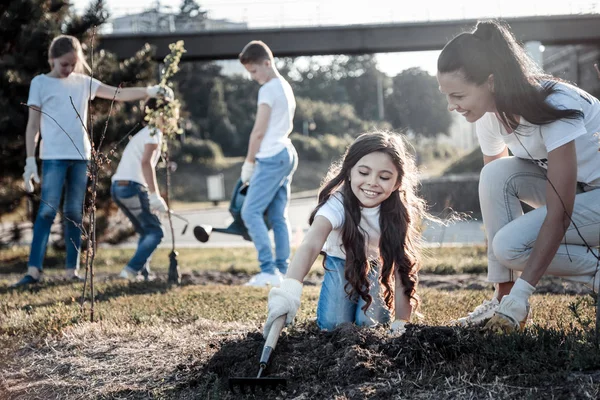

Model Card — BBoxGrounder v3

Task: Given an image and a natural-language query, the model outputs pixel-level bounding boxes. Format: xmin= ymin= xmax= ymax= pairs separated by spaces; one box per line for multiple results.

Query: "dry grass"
xmin=0 ymin=246 xmax=598 ymax=399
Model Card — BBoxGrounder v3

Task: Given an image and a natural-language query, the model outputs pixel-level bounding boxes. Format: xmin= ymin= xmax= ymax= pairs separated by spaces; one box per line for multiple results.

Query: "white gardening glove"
xmin=146 ymin=84 xmax=174 ymax=100
xmin=263 ymin=278 xmax=303 ymax=339
xmin=484 ymin=278 xmax=534 ymax=333
xmin=23 ymin=157 xmax=40 ymax=193
xmin=148 ymin=192 xmax=168 ymax=214
xmin=240 ymin=160 xmax=255 ymax=184
xmin=389 ymin=319 xmax=408 ymax=336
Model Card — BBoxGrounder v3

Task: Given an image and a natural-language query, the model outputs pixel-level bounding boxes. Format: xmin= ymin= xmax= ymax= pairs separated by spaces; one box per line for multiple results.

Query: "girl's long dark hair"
xmin=437 ymin=20 xmax=582 ymax=129
xmin=309 ymin=131 xmax=426 ymax=313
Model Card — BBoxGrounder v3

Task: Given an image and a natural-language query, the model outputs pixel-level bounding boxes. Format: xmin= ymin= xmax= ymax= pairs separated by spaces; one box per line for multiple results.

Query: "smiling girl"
xmin=437 ymin=20 xmax=600 ymax=332
xmin=262 ymin=131 xmax=427 ymax=337
xmin=14 ymin=35 xmax=173 ymax=287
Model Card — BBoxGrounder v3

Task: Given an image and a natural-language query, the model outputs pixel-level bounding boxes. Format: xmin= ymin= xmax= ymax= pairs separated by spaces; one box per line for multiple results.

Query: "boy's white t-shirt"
xmin=27 ymin=73 xmax=101 ymax=160
xmin=112 ymin=126 xmax=163 ymax=186
xmin=256 ymin=75 xmax=296 ymax=158
xmin=476 ymin=81 xmax=600 ymax=187
xmin=315 ymin=192 xmax=381 ymax=261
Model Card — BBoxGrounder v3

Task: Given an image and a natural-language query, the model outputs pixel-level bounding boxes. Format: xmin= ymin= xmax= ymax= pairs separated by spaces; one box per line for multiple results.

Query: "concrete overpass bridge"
xmin=98 ymin=14 xmax=600 ymax=62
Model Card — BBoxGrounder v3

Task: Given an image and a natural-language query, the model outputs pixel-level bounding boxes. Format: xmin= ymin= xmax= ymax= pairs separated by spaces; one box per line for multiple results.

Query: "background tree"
xmin=0 ymin=0 xmax=157 ymax=239
xmin=206 ymin=77 xmax=241 ymax=155
xmin=385 ymin=67 xmax=453 ymax=138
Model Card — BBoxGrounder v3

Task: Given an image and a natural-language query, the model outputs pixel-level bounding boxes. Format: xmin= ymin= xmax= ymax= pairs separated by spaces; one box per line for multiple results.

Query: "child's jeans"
xmin=28 ymin=160 xmax=88 ymax=271
xmin=317 ymin=255 xmax=392 ymax=330
xmin=111 ymin=181 xmax=164 ymax=273
xmin=480 ymin=157 xmax=600 ymax=287
xmin=241 ymin=145 xmax=298 ymax=275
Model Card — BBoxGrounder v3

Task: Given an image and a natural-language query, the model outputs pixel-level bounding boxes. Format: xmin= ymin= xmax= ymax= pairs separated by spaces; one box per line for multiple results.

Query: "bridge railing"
xmin=100 ymin=0 xmax=600 ymax=33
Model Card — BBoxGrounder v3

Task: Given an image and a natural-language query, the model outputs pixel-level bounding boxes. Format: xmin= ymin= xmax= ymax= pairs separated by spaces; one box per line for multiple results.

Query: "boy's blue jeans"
xmin=317 ymin=255 xmax=392 ymax=331
xmin=241 ymin=146 xmax=298 ymax=275
xmin=28 ymin=160 xmax=88 ymax=271
xmin=111 ymin=181 xmax=164 ymax=273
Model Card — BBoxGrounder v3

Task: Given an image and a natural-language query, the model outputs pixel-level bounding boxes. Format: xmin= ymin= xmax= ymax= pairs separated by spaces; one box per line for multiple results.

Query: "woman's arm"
xmin=286 ymin=216 xmax=333 ymax=283
xmin=141 ymin=143 xmax=160 ymax=193
xmin=519 ymin=141 xmax=577 ymax=286
xmin=483 ymin=146 xmax=509 ymax=166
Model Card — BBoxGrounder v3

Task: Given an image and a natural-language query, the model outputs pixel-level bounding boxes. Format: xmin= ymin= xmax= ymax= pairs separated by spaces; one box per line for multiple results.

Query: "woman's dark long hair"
xmin=309 ymin=131 xmax=426 ymax=313
xmin=437 ymin=20 xmax=582 ymax=129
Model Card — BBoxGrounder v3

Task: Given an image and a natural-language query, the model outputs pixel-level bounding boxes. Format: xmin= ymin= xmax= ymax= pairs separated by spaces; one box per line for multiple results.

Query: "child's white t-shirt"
xmin=27 ymin=73 xmax=101 ymax=160
xmin=112 ymin=126 xmax=163 ymax=186
xmin=315 ymin=192 xmax=381 ymax=261
xmin=256 ymin=75 xmax=296 ymax=159
xmin=476 ymin=81 xmax=600 ymax=187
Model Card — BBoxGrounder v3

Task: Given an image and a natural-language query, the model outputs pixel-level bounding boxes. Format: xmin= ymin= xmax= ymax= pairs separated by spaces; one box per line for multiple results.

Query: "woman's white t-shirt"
xmin=314 ymin=192 xmax=381 ymax=261
xmin=27 ymin=73 xmax=101 ymax=160
xmin=476 ymin=81 xmax=600 ymax=186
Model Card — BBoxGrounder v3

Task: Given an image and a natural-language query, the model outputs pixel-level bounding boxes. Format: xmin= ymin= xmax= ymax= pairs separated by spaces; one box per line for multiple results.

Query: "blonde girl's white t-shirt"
xmin=314 ymin=192 xmax=381 ymax=261
xmin=27 ymin=73 xmax=101 ymax=160
xmin=256 ymin=75 xmax=296 ymax=159
xmin=476 ymin=81 xmax=600 ymax=186
xmin=112 ymin=126 xmax=163 ymax=186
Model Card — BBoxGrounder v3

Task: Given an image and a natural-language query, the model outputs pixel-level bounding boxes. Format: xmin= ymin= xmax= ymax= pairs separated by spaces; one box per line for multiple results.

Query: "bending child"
xmin=15 ymin=35 xmax=173 ymax=287
xmin=437 ymin=20 xmax=600 ymax=332
xmin=263 ymin=131 xmax=426 ymax=337
xmin=111 ymin=97 xmax=179 ymax=281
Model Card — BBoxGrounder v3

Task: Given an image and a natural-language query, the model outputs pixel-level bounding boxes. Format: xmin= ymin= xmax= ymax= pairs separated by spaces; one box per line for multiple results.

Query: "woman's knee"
xmin=479 ymin=158 xmax=514 ymax=191
xmin=492 ymin=227 xmax=528 ymax=270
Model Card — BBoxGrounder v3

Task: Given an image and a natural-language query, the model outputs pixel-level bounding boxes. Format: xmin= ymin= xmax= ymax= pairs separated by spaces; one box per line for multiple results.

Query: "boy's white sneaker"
xmin=451 ymin=297 xmax=500 ymax=326
xmin=244 ymin=272 xmax=283 ymax=288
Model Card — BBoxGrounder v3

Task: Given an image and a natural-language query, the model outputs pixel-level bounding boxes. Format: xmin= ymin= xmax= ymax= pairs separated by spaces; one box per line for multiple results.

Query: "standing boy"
xmin=239 ymin=40 xmax=298 ymax=287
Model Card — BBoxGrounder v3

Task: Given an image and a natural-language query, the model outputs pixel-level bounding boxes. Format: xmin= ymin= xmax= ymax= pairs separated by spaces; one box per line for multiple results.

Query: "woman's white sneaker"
xmin=244 ymin=272 xmax=283 ymax=287
xmin=452 ymin=297 xmax=500 ymax=326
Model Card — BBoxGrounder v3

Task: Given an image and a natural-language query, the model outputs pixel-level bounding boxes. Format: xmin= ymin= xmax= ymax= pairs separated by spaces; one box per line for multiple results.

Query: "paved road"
xmin=2 ymin=196 xmax=486 ymax=249
xmin=152 ymin=197 xmax=486 ymax=249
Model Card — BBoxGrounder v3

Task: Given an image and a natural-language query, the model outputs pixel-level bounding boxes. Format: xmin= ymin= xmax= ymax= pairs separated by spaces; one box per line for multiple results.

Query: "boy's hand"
xmin=23 ymin=156 xmax=40 ymax=193
xmin=146 ymin=85 xmax=174 ymax=100
xmin=241 ymin=160 xmax=255 ymax=183
xmin=389 ymin=319 xmax=408 ymax=336
xmin=263 ymin=278 xmax=303 ymax=338
xmin=148 ymin=192 xmax=168 ymax=214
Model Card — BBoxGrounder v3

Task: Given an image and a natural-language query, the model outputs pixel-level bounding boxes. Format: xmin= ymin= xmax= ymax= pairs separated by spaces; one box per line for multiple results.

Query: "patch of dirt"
xmin=185 ymin=323 xmax=600 ymax=399
xmin=3 ymin=321 xmax=600 ymax=399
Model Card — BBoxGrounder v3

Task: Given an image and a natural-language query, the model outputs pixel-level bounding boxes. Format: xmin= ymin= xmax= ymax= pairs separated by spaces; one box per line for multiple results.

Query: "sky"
xmin=73 ymin=0 xmax=600 ymax=76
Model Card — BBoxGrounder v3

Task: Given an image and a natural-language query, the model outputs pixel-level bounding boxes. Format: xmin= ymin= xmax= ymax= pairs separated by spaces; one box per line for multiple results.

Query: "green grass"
xmin=0 ymin=245 xmax=489 ymax=278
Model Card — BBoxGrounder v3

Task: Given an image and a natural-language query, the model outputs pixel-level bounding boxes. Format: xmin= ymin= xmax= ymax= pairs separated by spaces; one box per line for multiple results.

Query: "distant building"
xmin=109 ymin=8 xmax=249 ymax=76
xmin=110 ymin=9 xmax=247 ymax=34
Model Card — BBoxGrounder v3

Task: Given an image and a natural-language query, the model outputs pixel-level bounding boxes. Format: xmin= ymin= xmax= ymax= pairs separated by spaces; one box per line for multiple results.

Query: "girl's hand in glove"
xmin=263 ymin=278 xmax=303 ymax=338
